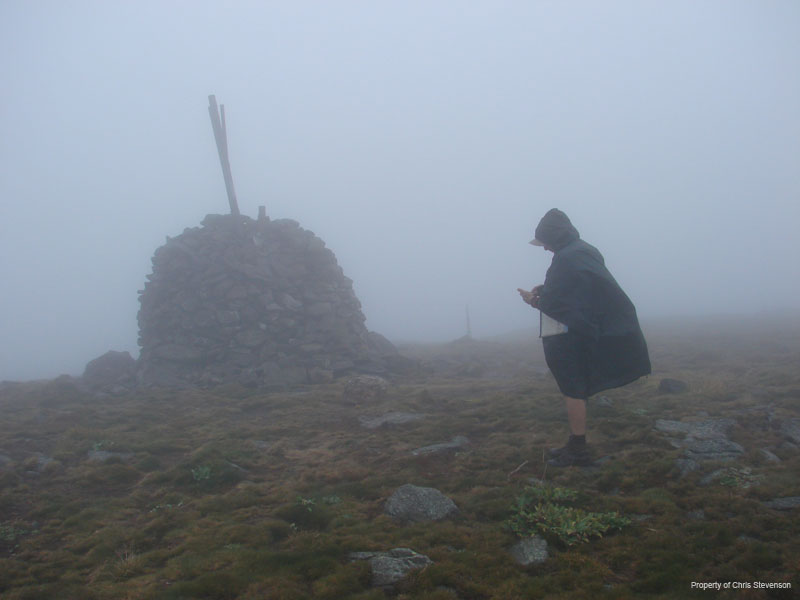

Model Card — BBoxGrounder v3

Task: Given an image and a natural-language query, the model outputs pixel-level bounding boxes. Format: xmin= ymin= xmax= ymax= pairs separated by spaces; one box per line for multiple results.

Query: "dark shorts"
xmin=543 ymin=330 xmax=651 ymax=400
xmin=542 ymin=331 xmax=591 ymax=399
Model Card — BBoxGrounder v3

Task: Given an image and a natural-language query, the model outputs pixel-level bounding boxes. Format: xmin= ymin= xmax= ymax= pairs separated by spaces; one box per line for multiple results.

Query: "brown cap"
xmin=529 ymin=238 xmax=545 ymax=246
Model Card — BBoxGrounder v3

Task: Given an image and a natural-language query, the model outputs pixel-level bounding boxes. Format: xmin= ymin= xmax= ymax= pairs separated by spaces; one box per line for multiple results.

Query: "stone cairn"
xmin=137 ymin=212 xmax=402 ymax=388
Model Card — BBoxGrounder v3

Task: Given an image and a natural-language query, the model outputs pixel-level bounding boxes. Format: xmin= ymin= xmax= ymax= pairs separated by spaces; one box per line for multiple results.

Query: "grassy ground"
xmin=1 ymin=315 xmax=798 ymax=599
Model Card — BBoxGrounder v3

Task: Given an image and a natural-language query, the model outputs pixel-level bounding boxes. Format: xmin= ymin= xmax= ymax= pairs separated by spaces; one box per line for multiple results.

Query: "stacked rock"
xmin=137 ymin=213 xmax=400 ymax=387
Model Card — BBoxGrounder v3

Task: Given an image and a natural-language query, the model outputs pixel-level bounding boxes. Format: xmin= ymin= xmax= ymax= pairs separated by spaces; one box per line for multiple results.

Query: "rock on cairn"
xmin=137 ymin=213 xmax=399 ymax=387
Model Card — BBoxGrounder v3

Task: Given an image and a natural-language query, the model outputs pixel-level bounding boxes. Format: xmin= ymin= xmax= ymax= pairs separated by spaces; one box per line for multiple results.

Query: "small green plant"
xmin=0 ymin=523 xmax=28 ymax=543
xmin=718 ymin=467 xmax=762 ymax=489
xmin=515 ymin=485 xmax=579 ymax=507
xmin=191 ymin=465 xmax=212 ymax=481
xmin=275 ymin=497 xmax=335 ymax=531
xmin=150 ymin=500 xmax=184 ymax=513
xmin=298 ymin=497 xmax=316 ymax=512
xmin=508 ymin=485 xmax=630 ymax=546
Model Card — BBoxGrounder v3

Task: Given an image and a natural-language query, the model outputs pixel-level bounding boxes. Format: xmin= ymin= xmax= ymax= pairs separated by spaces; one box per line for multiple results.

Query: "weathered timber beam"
xmin=208 ymin=94 xmax=240 ymax=216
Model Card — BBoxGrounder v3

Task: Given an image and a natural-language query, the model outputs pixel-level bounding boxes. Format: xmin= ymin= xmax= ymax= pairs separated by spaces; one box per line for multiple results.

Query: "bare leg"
xmin=564 ymin=396 xmax=586 ymax=436
xmin=548 ymin=397 xmax=590 ymax=464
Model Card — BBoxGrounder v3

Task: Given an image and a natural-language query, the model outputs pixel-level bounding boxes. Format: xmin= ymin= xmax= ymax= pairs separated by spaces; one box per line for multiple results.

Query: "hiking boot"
xmin=548 ymin=435 xmax=585 ymax=459
xmin=546 ymin=447 xmax=593 ymax=468
xmin=548 ymin=444 xmax=568 ymax=458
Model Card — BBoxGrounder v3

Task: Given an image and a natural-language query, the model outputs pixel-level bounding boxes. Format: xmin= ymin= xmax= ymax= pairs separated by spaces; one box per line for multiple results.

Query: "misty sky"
xmin=1 ymin=1 xmax=799 ymax=381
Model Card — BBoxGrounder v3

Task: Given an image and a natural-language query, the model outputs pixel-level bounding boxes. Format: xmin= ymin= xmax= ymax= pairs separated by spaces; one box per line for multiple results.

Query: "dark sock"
xmin=568 ymin=434 xmax=586 ymax=449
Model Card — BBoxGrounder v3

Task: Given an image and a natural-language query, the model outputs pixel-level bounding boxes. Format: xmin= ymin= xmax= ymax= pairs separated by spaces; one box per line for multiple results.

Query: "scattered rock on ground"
xmin=29 ymin=454 xmax=55 ymax=472
xmin=349 ymin=548 xmax=433 ymax=586
xmin=699 ymin=466 xmax=761 ymax=488
xmin=384 ymin=484 xmax=459 ymax=523
xmin=87 ymin=450 xmax=134 ymax=463
xmin=82 ymin=350 xmax=137 ymax=392
xmin=412 ymin=436 xmax=469 ymax=456
xmin=594 ymin=395 xmax=614 ymax=407
xmin=698 ymin=468 xmax=732 ymax=487
xmin=658 ymin=378 xmax=689 ymax=393
xmin=655 ymin=418 xmax=744 ymax=470
xmin=591 ymin=455 xmax=613 ymax=467
xmin=780 ymin=420 xmax=800 ymax=444
xmin=762 ymin=497 xmax=800 ymax=511
xmin=684 ymin=438 xmax=744 ymax=461
xmin=509 ymin=535 xmax=549 ymax=566
xmin=344 ymin=375 xmax=389 ymax=402
xmin=655 ymin=418 xmax=734 ymax=438
xmin=759 ymin=448 xmax=781 ymax=463
xmin=674 ymin=458 xmax=699 ymax=476
xmin=359 ymin=412 xmax=424 ymax=429
xmin=248 ymin=440 xmax=272 ymax=450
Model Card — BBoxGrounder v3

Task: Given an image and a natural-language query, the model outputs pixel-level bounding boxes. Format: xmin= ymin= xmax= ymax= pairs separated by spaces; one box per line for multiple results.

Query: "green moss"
xmin=631 ymin=558 xmax=691 ymax=593
xmin=164 ymin=571 xmax=245 ymax=600
xmin=85 ymin=463 xmax=142 ymax=486
xmin=0 ymin=471 xmax=20 ymax=489
xmin=3 ymin=582 xmax=102 ymax=600
xmin=160 ymin=458 xmax=244 ymax=493
xmin=730 ymin=542 xmax=783 ymax=574
xmin=594 ymin=463 xmax=625 ymax=493
xmin=636 ymin=487 xmax=678 ymax=514
xmin=1 ymin=325 xmax=798 ymax=598
xmin=134 ymin=455 xmax=160 ymax=472
xmin=274 ymin=499 xmax=335 ymax=532
xmin=311 ymin=561 xmax=371 ymax=600
xmin=238 ymin=549 xmax=340 ymax=581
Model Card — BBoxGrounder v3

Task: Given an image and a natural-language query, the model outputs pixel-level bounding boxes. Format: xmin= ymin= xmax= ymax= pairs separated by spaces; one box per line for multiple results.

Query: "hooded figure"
xmin=519 ymin=208 xmax=650 ymax=466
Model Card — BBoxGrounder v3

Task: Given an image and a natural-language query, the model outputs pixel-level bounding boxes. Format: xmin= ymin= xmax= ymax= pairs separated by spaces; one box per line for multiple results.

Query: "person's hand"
xmin=517 ymin=286 xmax=542 ymax=308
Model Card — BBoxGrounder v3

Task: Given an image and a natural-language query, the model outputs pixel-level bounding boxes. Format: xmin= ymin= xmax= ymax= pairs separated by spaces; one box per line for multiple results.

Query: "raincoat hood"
xmin=532 ymin=208 xmax=580 ymax=251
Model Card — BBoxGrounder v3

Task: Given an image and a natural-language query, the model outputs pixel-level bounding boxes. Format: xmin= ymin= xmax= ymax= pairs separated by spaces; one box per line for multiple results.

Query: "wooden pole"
xmin=208 ymin=95 xmax=240 ymax=216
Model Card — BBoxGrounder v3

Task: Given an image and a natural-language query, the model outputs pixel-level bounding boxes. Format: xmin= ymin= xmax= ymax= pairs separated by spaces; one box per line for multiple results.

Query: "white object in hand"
xmin=540 ymin=312 xmax=568 ymax=337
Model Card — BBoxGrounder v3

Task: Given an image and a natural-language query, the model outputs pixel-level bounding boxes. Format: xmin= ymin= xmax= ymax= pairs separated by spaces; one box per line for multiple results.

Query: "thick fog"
xmin=1 ymin=1 xmax=798 ymax=381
